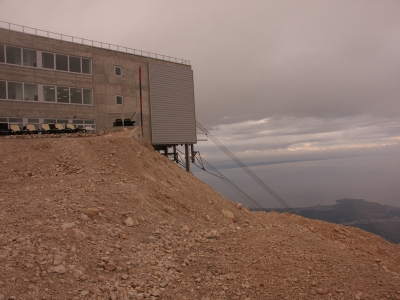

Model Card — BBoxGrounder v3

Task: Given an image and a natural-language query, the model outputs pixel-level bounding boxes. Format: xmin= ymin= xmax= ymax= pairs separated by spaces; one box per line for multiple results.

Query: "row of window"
xmin=0 ymin=44 xmax=91 ymax=74
xmin=0 ymin=117 xmax=96 ymax=131
xmin=0 ymin=80 xmax=93 ymax=105
xmin=0 ymin=80 xmax=126 ymax=106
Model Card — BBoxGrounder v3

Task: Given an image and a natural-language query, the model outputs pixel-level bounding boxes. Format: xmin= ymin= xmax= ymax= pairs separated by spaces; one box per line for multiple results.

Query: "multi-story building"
xmin=0 ymin=21 xmax=197 ymax=155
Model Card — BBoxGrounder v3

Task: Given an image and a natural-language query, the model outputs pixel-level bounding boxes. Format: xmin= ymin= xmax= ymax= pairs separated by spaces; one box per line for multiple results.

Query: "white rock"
xmin=53 ymin=254 xmax=63 ymax=265
xmin=223 ymin=210 xmax=235 ymax=221
xmin=124 ymin=217 xmax=136 ymax=227
xmin=49 ymin=265 xmax=67 ymax=274
xmin=72 ymin=228 xmax=87 ymax=239
xmin=61 ymin=222 xmax=75 ymax=230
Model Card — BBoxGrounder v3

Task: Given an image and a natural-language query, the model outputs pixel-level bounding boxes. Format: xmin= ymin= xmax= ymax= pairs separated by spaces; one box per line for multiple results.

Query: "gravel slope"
xmin=0 ymin=130 xmax=399 ymax=300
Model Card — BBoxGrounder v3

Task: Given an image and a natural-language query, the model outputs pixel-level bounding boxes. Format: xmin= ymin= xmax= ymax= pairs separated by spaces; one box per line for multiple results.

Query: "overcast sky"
xmin=1 ymin=0 xmax=399 ymax=208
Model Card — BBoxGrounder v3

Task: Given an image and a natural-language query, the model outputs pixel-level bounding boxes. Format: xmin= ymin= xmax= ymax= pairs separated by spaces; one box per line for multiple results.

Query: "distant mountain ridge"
xmin=255 ymin=198 xmax=400 ymax=243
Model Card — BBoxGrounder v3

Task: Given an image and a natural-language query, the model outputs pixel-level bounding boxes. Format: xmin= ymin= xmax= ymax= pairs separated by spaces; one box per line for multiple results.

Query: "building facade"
xmin=0 ymin=23 xmax=197 ymax=146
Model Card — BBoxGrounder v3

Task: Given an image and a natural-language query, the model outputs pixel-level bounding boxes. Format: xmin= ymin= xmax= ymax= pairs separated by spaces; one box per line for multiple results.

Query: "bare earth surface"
xmin=0 ymin=130 xmax=399 ymax=300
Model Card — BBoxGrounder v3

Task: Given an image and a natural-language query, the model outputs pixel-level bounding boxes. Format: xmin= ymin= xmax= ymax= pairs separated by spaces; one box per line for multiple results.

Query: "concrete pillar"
xmin=173 ymin=145 xmax=178 ymax=163
xmin=185 ymin=144 xmax=190 ymax=172
xmin=165 ymin=146 xmax=169 ymax=157
xmin=191 ymin=144 xmax=195 ymax=163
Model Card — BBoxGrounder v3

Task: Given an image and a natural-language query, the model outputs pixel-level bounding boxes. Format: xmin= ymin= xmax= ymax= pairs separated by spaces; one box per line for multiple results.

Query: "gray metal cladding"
xmin=148 ymin=63 xmax=197 ymax=145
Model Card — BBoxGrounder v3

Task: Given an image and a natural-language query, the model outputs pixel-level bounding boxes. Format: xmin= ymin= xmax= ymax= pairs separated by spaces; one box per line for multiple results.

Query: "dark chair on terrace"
xmin=25 ymin=124 xmax=45 ymax=134
xmin=65 ymin=123 xmax=87 ymax=133
xmin=40 ymin=123 xmax=60 ymax=134
xmin=0 ymin=129 xmax=9 ymax=136
xmin=123 ymin=119 xmax=135 ymax=126
xmin=113 ymin=119 xmax=123 ymax=127
xmin=0 ymin=123 xmax=10 ymax=136
xmin=55 ymin=123 xmax=73 ymax=133
xmin=9 ymin=124 xmax=28 ymax=135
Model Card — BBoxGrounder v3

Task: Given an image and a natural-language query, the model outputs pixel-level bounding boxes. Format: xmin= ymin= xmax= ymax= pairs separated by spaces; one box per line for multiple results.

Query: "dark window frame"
xmin=56 ymin=54 xmax=69 ymax=71
xmin=82 ymin=89 xmax=93 ymax=105
xmin=23 ymin=83 xmax=39 ymax=101
xmin=43 ymin=85 xmax=56 ymax=102
xmin=57 ymin=86 xmax=70 ymax=103
xmin=82 ymin=58 xmax=91 ymax=74
xmin=0 ymin=44 xmax=5 ymax=63
xmin=23 ymin=49 xmax=37 ymax=67
xmin=0 ymin=80 xmax=6 ymax=99
xmin=115 ymin=95 xmax=123 ymax=105
xmin=7 ymin=81 xmax=23 ymax=100
xmin=70 ymin=87 xmax=83 ymax=104
xmin=114 ymin=66 xmax=122 ymax=76
xmin=69 ymin=56 xmax=81 ymax=73
xmin=42 ymin=52 xmax=55 ymax=69
xmin=6 ymin=45 xmax=22 ymax=65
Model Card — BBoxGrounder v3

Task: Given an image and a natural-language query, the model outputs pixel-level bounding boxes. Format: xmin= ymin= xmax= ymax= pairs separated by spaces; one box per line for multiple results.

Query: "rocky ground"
xmin=0 ymin=129 xmax=399 ymax=300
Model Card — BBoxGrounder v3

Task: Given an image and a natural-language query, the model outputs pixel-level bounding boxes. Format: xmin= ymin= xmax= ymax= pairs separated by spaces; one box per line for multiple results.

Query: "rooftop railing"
xmin=0 ymin=20 xmax=191 ymax=65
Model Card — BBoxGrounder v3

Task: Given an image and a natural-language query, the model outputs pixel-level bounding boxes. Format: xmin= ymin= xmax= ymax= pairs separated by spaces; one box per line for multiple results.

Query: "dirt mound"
xmin=0 ymin=130 xmax=399 ymax=300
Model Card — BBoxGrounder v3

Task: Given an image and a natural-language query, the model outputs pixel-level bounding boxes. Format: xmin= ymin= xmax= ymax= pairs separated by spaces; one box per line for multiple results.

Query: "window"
xmin=0 ymin=81 xmax=6 ymax=99
xmin=42 ymin=52 xmax=54 ymax=69
xmin=56 ymin=54 xmax=68 ymax=71
xmin=0 ymin=44 xmax=4 ymax=63
xmin=6 ymin=46 xmax=22 ymax=65
xmin=72 ymin=119 xmax=84 ymax=130
xmin=115 ymin=95 xmax=123 ymax=105
xmin=23 ymin=49 xmax=37 ymax=67
xmin=2 ymin=45 xmax=91 ymax=74
xmin=70 ymin=88 xmax=82 ymax=104
xmin=8 ymin=82 xmax=23 ymax=100
xmin=69 ymin=56 xmax=81 ymax=73
xmin=83 ymin=89 xmax=93 ymax=105
xmin=115 ymin=66 xmax=122 ymax=76
xmin=69 ymin=88 xmax=93 ymax=105
xmin=72 ymin=119 xmax=96 ymax=130
xmin=82 ymin=58 xmax=91 ymax=74
xmin=57 ymin=86 xmax=69 ymax=103
xmin=44 ymin=118 xmax=57 ymax=124
xmin=43 ymin=85 xmax=56 ymax=102
xmin=0 ymin=80 xmax=92 ymax=105
xmin=24 ymin=83 xmax=38 ymax=101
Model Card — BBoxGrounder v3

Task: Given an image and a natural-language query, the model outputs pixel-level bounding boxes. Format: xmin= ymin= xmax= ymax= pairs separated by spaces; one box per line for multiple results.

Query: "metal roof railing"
xmin=0 ymin=20 xmax=191 ymax=65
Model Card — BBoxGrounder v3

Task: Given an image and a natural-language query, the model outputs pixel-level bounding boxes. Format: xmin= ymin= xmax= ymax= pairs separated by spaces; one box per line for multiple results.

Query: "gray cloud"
xmin=197 ymin=115 xmax=400 ymax=156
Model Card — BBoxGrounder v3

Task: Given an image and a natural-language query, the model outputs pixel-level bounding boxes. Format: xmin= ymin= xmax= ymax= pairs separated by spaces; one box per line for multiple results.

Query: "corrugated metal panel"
xmin=148 ymin=63 xmax=197 ymax=145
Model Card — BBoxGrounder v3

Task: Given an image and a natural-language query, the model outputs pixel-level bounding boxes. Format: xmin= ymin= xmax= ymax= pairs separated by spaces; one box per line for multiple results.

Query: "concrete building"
xmin=0 ymin=22 xmax=197 ymax=153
